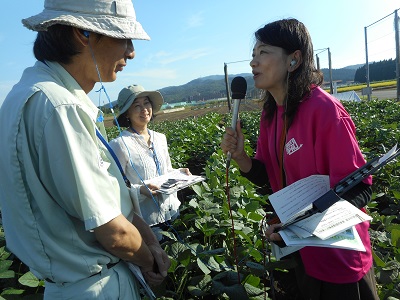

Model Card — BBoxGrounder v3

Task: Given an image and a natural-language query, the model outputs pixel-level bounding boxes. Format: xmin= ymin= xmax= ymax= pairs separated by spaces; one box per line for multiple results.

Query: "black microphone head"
xmin=231 ymin=76 xmax=247 ymax=99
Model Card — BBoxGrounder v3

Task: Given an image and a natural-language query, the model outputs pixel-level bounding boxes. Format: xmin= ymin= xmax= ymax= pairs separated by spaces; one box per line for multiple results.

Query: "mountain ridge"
xmin=158 ymin=65 xmax=363 ymax=104
xmin=102 ymin=64 xmax=364 ymax=109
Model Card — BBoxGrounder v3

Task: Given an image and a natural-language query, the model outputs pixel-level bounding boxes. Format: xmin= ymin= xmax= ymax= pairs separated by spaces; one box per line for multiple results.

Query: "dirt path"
xmin=103 ymin=100 xmax=263 ymax=128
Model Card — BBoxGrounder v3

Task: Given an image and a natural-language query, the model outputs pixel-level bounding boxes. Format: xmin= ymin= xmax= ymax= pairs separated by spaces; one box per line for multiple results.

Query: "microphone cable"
xmin=260 ymin=214 xmax=276 ymax=300
xmin=224 ymin=76 xmax=247 ymax=284
xmin=225 ymin=161 xmax=241 ymax=284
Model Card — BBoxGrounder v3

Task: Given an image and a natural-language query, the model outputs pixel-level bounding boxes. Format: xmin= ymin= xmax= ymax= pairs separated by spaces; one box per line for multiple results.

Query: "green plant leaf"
xmin=393 ymin=190 xmax=400 ymax=199
xmin=377 ymin=263 xmax=400 ymax=284
xmin=391 ymin=228 xmax=400 ymax=247
xmin=244 ymin=282 xmax=265 ymax=296
xmin=236 ymin=230 xmax=252 ymax=244
xmin=18 ymin=271 xmax=40 ymax=288
xmin=191 ymin=185 xmax=203 ymax=197
xmin=244 ymin=201 xmax=260 ymax=213
xmin=197 ymin=257 xmax=211 ymax=275
xmin=187 ymin=285 xmax=208 ymax=297
xmin=0 ymin=270 xmax=14 ymax=279
xmin=169 ymin=241 xmax=190 ymax=258
xmin=0 ymin=247 xmax=11 ymax=261
xmin=243 ymin=274 xmax=260 ymax=287
xmin=373 ymin=250 xmax=386 ymax=267
xmin=238 ymin=208 xmax=247 ymax=217
xmin=248 ymin=212 xmax=263 ymax=222
xmin=187 ymin=274 xmax=212 ymax=296
xmin=382 ymin=260 xmax=400 ymax=271
xmin=211 ymin=281 xmax=249 ymax=300
xmin=188 ymin=198 xmax=199 ymax=209
xmin=0 ymin=288 xmax=24 ymax=295
xmin=199 ymin=248 xmax=226 ymax=256
xmin=0 ymin=260 xmax=13 ymax=272
xmin=248 ymin=248 xmax=263 ymax=262
xmin=246 ymin=261 xmax=265 ymax=278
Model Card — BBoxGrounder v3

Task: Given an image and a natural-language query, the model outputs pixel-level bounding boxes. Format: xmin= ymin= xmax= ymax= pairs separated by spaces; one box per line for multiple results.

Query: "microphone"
xmin=226 ymin=76 xmax=247 ymax=166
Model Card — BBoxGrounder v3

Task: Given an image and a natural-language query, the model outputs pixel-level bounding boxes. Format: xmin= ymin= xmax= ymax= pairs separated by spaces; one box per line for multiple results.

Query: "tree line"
xmin=354 ymin=59 xmax=396 ymax=83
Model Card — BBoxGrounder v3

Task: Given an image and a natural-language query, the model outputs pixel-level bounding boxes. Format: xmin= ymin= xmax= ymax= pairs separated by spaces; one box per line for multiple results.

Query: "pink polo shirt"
xmin=255 ymin=86 xmax=373 ymax=283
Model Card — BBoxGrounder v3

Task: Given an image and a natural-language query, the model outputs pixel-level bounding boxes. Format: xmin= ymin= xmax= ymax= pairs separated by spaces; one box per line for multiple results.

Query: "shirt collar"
xmin=42 ymin=60 xmax=101 ymax=124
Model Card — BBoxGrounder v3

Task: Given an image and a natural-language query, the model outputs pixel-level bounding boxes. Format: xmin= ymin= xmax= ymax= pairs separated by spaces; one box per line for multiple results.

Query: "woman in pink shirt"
xmin=221 ymin=18 xmax=378 ymax=300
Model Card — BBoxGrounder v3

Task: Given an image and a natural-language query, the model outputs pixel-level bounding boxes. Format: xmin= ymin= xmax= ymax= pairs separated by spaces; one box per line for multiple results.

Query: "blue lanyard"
xmin=151 ymin=147 xmax=162 ymax=176
xmin=96 ymin=129 xmax=131 ymax=188
xmin=130 ymin=127 xmax=162 ymax=176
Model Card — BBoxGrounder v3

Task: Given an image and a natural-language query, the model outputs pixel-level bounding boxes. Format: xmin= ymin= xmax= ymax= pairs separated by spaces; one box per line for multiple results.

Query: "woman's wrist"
xmin=235 ymin=152 xmax=252 ymax=173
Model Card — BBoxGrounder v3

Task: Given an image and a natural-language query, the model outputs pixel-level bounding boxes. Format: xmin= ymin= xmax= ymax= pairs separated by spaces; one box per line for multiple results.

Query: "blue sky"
xmin=0 ymin=1 xmax=399 ymax=107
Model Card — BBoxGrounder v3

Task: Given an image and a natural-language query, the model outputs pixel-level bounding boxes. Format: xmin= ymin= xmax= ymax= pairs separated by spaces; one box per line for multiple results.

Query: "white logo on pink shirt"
xmin=285 ymin=138 xmax=303 ymax=155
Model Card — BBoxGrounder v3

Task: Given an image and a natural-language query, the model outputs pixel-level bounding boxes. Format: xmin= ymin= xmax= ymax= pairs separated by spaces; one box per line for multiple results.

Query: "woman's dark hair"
xmin=255 ymin=18 xmax=323 ymax=127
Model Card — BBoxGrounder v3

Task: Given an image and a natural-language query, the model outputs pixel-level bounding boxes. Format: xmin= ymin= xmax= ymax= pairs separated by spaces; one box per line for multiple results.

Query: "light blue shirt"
xmin=0 ymin=61 xmax=134 ymax=283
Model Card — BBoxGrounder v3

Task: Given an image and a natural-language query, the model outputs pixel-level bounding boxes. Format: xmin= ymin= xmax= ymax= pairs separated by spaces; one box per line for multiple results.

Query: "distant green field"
xmin=326 ymin=80 xmax=397 ymax=93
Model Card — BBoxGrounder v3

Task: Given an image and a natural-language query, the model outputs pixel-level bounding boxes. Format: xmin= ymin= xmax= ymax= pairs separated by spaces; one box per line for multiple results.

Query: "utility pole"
xmin=223 ymin=60 xmax=251 ymax=112
xmin=223 ymin=63 xmax=231 ymax=111
xmin=364 ymin=26 xmax=371 ymax=101
xmin=314 ymin=48 xmax=333 ymax=93
xmin=364 ymin=10 xmax=398 ymax=101
xmin=328 ymin=48 xmax=333 ymax=94
xmin=395 ymin=9 xmax=400 ymax=101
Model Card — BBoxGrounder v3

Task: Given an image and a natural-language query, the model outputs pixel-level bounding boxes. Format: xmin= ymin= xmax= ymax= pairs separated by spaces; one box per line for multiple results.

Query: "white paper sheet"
xmin=289 ymin=200 xmax=372 ymax=240
xmin=268 ymin=175 xmax=330 ymax=224
xmin=266 ymin=174 xmax=372 ymax=258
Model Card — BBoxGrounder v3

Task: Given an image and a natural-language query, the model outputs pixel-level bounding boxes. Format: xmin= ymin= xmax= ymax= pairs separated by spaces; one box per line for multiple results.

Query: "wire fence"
xmin=366 ymin=11 xmax=397 ymax=64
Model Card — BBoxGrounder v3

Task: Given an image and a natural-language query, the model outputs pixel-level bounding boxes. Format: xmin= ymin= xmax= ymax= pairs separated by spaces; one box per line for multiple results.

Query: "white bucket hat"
xmin=22 ymin=0 xmax=150 ymax=40
xmin=116 ymin=84 xmax=164 ymax=127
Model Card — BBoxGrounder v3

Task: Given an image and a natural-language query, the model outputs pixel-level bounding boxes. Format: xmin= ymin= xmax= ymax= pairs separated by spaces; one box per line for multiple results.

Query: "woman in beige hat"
xmin=110 ymin=84 xmax=191 ymax=242
xmin=0 ymin=0 xmax=169 ymax=299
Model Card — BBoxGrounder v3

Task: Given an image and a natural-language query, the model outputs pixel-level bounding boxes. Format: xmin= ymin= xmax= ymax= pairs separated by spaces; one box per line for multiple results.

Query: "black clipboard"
xmin=281 ymin=144 xmax=400 ymax=229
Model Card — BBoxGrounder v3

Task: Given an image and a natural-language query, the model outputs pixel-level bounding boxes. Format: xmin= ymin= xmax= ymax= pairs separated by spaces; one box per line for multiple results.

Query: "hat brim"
xmin=22 ymin=12 xmax=150 ymax=40
xmin=115 ymin=91 xmax=164 ymax=127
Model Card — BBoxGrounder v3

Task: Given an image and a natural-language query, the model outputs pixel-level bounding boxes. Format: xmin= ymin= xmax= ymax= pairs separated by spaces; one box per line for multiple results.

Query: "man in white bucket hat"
xmin=0 ymin=1 xmax=170 ymax=299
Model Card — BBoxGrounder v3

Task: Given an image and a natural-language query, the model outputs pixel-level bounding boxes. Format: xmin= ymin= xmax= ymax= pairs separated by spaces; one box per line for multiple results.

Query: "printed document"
xmin=272 ymin=226 xmax=365 ymax=260
xmin=266 ymin=174 xmax=371 ymax=257
xmin=268 ymin=175 xmax=330 ymax=224
xmin=267 ymin=145 xmax=399 ymax=259
xmin=289 ymin=199 xmax=371 ymax=240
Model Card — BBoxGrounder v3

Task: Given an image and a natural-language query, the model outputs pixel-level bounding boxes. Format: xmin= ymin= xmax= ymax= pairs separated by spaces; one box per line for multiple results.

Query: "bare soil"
xmin=103 ymin=100 xmax=263 ymax=128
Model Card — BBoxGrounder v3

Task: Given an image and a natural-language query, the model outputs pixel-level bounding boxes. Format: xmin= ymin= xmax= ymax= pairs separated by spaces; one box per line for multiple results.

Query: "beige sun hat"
xmin=22 ymin=0 xmax=150 ymax=40
xmin=116 ymin=84 xmax=164 ymax=127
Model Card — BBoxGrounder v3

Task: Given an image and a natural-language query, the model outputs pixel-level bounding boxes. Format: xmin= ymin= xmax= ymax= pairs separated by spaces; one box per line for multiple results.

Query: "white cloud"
xmin=187 ymin=12 xmax=204 ymax=28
